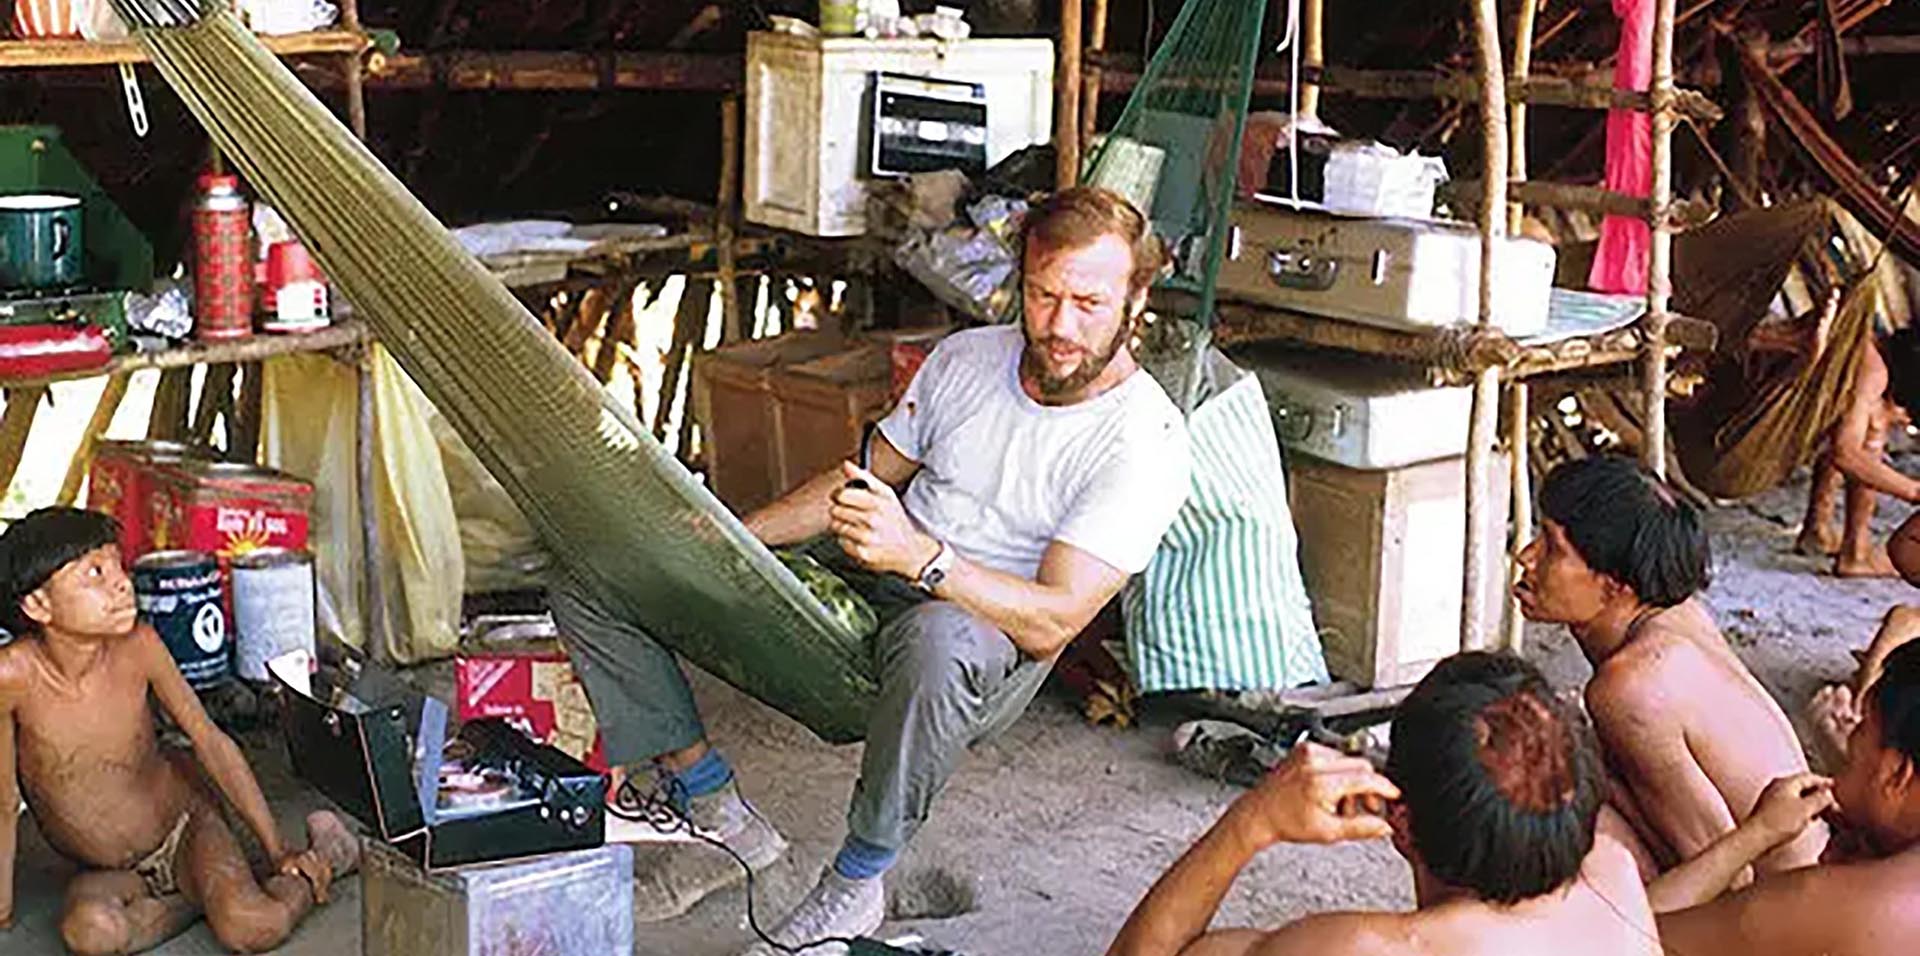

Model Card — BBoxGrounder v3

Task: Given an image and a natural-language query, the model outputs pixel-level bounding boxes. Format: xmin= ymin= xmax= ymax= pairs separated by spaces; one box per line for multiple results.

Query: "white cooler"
xmin=1238 ymin=344 xmax=1471 ymax=471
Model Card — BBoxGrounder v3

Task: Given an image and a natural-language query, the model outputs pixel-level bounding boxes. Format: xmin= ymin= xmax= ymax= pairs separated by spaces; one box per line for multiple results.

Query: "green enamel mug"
xmin=0 ymin=193 xmax=85 ymax=290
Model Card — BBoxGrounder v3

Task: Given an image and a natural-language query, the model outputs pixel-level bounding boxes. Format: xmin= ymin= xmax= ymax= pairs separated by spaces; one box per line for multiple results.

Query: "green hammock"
xmin=110 ymin=1 xmax=876 ymax=742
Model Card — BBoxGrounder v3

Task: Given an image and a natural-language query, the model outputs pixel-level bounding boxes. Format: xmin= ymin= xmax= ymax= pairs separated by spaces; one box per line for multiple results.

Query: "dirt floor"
xmin=6 ymin=458 xmax=1913 ymax=955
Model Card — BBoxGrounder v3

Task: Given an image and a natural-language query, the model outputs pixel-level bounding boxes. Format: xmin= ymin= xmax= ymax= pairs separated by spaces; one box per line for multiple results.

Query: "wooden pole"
xmin=56 ymin=373 xmax=131 ymax=507
xmin=1300 ymin=0 xmax=1326 ymax=118
xmin=1056 ymin=0 xmax=1084 ymax=188
xmin=1463 ymin=0 xmax=1509 ymax=653
xmin=342 ymin=0 xmax=366 ymax=139
xmin=0 ymin=387 xmax=47 ymax=503
xmin=717 ymin=96 xmax=744 ymax=344
xmin=358 ymin=348 xmax=390 ymax=665
xmin=1508 ymin=0 xmax=1540 ymax=235
xmin=147 ymin=368 xmax=193 ymax=441
xmin=1505 ymin=381 xmax=1531 ymax=653
xmin=1643 ymin=0 xmax=1676 ymax=477
xmin=1079 ymin=0 xmax=1110 ymax=156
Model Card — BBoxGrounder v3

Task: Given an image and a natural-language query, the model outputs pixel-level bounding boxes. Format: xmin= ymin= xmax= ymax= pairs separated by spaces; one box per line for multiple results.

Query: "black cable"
xmin=605 ymin=773 xmax=868 ymax=955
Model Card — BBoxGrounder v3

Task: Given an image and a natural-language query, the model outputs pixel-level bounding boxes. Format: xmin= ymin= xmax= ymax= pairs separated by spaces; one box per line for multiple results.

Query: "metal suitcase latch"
xmin=1266 ymin=247 xmax=1340 ymax=291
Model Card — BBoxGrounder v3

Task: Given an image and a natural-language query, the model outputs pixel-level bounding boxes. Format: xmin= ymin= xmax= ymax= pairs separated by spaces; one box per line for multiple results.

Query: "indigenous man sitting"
xmin=1796 ymin=324 xmax=1920 ymax=577
xmin=0 ymin=508 xmax=359 ymax=954
xmin=1515 ymin=455 xmax=1826 ymax=876
xmin=1106 ymin=652 xmax=1660 ymax=956
xmin=1655 ymin=640 xmax=1920 ymax=955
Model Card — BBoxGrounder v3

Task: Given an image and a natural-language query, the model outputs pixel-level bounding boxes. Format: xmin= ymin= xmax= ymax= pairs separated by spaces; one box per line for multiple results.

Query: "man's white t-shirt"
xmin=876 ymin=326 xmax=1191 ymax=580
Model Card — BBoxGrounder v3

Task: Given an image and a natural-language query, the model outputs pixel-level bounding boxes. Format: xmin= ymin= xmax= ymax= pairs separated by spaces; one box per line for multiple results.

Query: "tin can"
xmin=192 ymin=173 xmax=253 ymax=342
xmin=88 ymin=439 xmax=214 ymax=563
xmin=133 ymin=550 xmax=230 ymax=689
xmin=146 ymin=460 xmax=312 ymax=559
xmin=231 ymin=547 xmax=316 ymax=682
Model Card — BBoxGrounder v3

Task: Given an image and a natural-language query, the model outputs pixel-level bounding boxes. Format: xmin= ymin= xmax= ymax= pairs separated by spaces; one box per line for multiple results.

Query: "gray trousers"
xmin=548 ymin=538 xmax=1051 ymax=852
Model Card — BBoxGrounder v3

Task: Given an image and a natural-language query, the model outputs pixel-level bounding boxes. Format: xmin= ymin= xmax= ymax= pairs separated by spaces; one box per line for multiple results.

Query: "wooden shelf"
xmin=0 ymin=318 xmax=370 ymax=388
xmin=0 ymin=29 xmax=367 ymax=70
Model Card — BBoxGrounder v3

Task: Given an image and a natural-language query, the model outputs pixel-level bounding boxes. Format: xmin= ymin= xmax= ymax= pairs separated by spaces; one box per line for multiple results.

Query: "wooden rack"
xmin=1057 ymin=0 xmax=1704 ymax=658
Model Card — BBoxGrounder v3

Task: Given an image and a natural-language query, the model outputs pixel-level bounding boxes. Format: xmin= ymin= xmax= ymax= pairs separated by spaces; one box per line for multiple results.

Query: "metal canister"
xmin=133 ymin=549 xmax=230 ymax=689
xmin=191 ymin=172 xmax=253 ymax=341
xmin=230 ymin=547 xmax=316 ymax=682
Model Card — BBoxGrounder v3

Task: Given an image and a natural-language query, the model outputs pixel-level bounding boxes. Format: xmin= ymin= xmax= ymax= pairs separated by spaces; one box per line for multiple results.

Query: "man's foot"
xmin=1807 ymin=684 xmax=1861 ymax=773
xmin=740 ymin=867 xmax=885 ymax=956
xmin=629 ymin=780 xmax=789 ymax=923
xmin=1834 ymin=546 xmax=1900 ymax=578
xmin=297 ymin=811 xmax=361 ymax=905
xmin=1795 ymin=523 xmax=1841 ymax=556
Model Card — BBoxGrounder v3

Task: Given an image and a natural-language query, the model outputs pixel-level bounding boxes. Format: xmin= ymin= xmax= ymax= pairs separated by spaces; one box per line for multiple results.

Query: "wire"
xmin=606 ymin=773 xmax=867 ymax=955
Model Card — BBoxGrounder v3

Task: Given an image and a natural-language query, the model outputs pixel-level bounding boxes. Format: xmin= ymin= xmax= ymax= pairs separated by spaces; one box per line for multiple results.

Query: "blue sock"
xmin=832 ymin=835 xmax=897 ymax=881
xmin=671 ymin=749 xmax=733 ymax=800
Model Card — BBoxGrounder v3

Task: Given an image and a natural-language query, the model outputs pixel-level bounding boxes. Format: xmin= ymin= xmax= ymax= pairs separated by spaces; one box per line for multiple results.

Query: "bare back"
xmin=1657 ymin=847 xmax=1920 ymax=956
xmin=1589 ymin=601 xmax=1823 ymax=872
xmin=0 ymin=626 xmax=198 ymax=869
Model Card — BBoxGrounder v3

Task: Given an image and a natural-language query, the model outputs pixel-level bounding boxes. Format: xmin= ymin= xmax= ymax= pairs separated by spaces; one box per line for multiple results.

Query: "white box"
xmin=1220 ymin=200 xmax=1557 ymax=335
xmin=1238 ymin=344 xmax=1472 ymax=470
xmin=744 ymin=31 xmax=1054 ymax=237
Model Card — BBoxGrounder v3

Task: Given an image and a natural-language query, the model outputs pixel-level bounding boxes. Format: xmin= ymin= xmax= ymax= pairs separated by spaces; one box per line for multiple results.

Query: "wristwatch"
xmin=915 ymin=539 xmax=955 ymax=594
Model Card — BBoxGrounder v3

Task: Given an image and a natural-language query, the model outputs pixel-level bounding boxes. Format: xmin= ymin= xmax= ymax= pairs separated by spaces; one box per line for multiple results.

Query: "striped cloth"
xmin=1123 ymin=361 xmax=1327 ymax=693
xmin=11 ymin=0 xmax=80 ymax=37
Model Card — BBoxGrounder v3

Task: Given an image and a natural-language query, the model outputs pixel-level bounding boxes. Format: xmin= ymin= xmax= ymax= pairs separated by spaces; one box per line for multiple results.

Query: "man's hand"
xmin=276 ymin=848 xmax=335 ymax=905
xmin=1224 ymin=743 xmax=1400 ymax=849
xmin=829 ymin=461 xmax=938 ymax=578
xmin=1750 ymin=773 xmax=1836 ymax=849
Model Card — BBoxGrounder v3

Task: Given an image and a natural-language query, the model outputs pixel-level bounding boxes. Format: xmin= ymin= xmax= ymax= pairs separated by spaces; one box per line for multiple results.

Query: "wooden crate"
xmin=1286 ymin=452 xmax=1510 ymax=689
xmin=768 ymin=343 xmax=894 ymax=493
xmin=691 ymin=332 xmax=857 ymax=512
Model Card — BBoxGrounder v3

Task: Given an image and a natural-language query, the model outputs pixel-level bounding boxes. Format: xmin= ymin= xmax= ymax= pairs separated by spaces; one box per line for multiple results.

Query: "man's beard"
xmin=1021 ymin=321 xmax=1130 ymax=401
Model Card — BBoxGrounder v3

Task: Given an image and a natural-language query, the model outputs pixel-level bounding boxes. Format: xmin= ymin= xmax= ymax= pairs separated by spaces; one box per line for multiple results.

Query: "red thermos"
xmin=192 ymin=173 xmax=253 ymax=341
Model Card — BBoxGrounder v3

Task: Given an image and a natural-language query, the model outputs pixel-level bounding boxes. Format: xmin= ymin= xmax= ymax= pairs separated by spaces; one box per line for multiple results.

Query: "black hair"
xmin=1870 ymin=640 xmax=1920 ymax=766
xmin=1883 ymin=326 xmax=1920 ymax=420
xmin=0 ymin=507 xmax=121 ymax=635
xmin=1538 ymin=454 xmax=1711 ymax=607
xmin=1386 ymin=652 xmax=1603 ymax=905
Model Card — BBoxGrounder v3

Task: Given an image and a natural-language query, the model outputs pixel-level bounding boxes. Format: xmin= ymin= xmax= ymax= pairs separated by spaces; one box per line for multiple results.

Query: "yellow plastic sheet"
xmin=259 ymin=345 xmax=463 ymax=663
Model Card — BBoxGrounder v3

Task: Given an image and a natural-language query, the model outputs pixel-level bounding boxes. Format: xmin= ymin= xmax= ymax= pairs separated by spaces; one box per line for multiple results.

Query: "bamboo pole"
xmin=1505 ymin=381 xmax=1531 ymax=653
xmin=1463 ymin=0 xmax=1509 ymax=653
xmin=1508 ymin=0 xmax=1540 ymax=234
xmin=1056 ymin=0 xmax=1084 ymax=188
xmin=357 ymin=349 xmax=390 ymax=665
xmin=717 ymin=96 xmax=744 ymax=344
xmin=1079 ymin=0 xmax=1110 ymax=156
xmin=56 ymin=373 xmax=131 ymax=507
xmin=1301 ymin=0 xmax=1325 ymax=118
xmin=1644 ymin=0 xmax=1676 ymax=477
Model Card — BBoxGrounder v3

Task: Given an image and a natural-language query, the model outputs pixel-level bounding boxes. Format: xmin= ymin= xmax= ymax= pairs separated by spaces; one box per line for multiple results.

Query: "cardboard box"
xmin=455 ymin=651 xmax=608 ymax=773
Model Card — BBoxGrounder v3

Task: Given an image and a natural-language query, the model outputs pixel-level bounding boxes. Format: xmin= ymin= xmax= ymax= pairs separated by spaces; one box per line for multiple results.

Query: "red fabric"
xmin=1588 ymin=0 xmax=1655 ymax=294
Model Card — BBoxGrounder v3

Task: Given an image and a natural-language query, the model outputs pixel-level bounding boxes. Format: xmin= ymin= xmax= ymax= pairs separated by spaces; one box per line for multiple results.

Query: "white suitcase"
xmin=1236 ymin=344 xmax=1471 ymax=470
xmin=1218 ymin=200 xmax=1556 ymax=335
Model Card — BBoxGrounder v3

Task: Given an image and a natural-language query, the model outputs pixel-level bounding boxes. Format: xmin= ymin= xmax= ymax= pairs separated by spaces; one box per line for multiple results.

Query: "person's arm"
xmin=1106 ymin=744 xmax=1400 ymax=956
xmin=137 ymin=626 xmax=288 ymax=864
xmin=0 ymin=687 xmax=17 ymax=931
xmin=743 ymin=431 xmax=920 ymax=547
xmin=1646 ymin=773 xmax=1835 ymax=913
xmin=827 ymin=461 xmax=1127 ymax=659
xmin=1589 ymin=670 xmax=1742 ymax=870
xmin=1855 ymin=605 xmax=1920 ymax=699
xmin=1831 ymin=347 xmax=1920 ymax=501
xmin=1657 ymin=852 xmax=1920 ymax=956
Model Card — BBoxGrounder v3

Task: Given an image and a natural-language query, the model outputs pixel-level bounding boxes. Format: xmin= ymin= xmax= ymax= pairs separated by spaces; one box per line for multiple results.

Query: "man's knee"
xmin=883 ymin=603 xmax=1014 ymax=694
xmin=61 ymin=899 xmax=132 ymax=956
xmin=203 ymin=897 xmax=292 ymax=955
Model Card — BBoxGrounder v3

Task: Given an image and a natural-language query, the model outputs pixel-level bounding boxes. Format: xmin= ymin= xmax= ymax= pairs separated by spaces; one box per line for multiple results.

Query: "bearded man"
xmin=548 ymin=186 xmax=1193 ymax=954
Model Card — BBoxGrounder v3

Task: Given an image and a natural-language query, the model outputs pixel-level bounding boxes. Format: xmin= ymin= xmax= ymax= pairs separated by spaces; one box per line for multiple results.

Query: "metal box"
xmin=744 ymin=31 xmax=1053 ymax=237
xmin=1218 ymin=200 xmax=1556 ymax=335
xmin=1286 ymin=452 xmax=1509 ymax=689
xmin=1237 ymin=344 xmax=1471 ymax=470
xmin=362 ymin=839 xmax=633 ymax=956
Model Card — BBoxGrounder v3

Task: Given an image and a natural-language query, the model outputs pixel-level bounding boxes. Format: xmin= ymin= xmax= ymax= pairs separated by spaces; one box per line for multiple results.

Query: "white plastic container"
xmin=1321 ymin=141 xmax=1447 ymax=220
xmin=744 ymin=30 xmax=1053 ymax=237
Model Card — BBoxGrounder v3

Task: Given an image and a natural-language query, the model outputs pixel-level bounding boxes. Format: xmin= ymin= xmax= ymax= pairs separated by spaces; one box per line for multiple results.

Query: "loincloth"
xmin=133 ymin=811 xmax=192 ymax=897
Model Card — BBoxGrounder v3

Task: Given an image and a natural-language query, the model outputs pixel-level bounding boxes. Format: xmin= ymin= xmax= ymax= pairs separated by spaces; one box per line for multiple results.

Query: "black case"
xmin=271 ymin=656 xmax=606 ymax=870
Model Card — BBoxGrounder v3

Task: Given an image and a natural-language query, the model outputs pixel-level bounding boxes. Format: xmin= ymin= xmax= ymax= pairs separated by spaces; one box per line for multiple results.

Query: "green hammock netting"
xmin=111 ymin=2 xmax=875 ymax=742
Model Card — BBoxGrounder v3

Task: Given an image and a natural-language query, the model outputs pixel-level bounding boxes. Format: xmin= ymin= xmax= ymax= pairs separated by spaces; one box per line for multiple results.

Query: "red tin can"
xmin=145 ymin=460 xmax=312 ymax=562
xmin=87 ymin=439 xmax=215 ymax=564
xmin=192 ymin=173 xmax=254 ymax=341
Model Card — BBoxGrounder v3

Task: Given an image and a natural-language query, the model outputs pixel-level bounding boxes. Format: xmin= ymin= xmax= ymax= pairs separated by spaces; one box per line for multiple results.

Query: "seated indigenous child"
xmin=1106 ymin=652 xmax=1660 ymax=956
xmin=0 ymin=508 xmax=358 ymax=954
xmin=1655 ymin=641 xmax=1920 ymax=955
xmin=1515 ymin=455 xmax=1825 ymax=877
